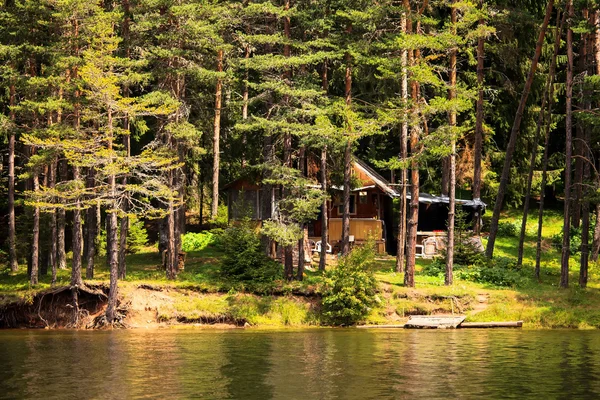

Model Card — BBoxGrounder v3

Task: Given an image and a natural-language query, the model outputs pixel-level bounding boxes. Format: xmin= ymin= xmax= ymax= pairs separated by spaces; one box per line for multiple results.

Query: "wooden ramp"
xmin=356 ymin=317 xmax=524 ymax=329
xmin=404 ymin=315 xmax=466 ymax=329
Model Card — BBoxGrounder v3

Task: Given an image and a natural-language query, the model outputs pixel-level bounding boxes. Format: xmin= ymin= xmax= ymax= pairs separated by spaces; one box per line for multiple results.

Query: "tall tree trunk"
xmin=106 ymin=108 xmax=119 ymax=323
xmin=517 ymin=143 xmax=539 ymax=267
xmin=319 ymin=61 xmax=329 ymax=272
xmin=341 ymin=33 xmax=353 ymax=256
xmin=572 ymin=10 xmax=588 ymax=230
xmin=560 ymin=0 xmax=574 ymax=288
xmin=8 ymin=82 xmax=18 ymax=272
xmin=57 ymin=161 xmax=68 ymax=270
xmin=85 ymin=169 xmax=97 ymax=279
xmin=30 ymin=170 xmax=40 ymax=285
xmin=241 ymin=45 xmax=250 ymax=169
xmin=535 ymin=9 xmax=565 ymax=279
xmin=579 ymin=9 xmax=594 ymax=289
xmin=485 ymin=0 xmax=554 ymax=258
xmin=118 ymin=130 xmax=130 ymax=280
xmin=71 ymin=166 xmax=83 ymax=287
xmin=473 ymin=0 xmax=485 ymax=235
xmin=49 ymin=161 xmax=58 ymax=284
xmin=445 ymin=2 xmax=457 ymax=286
xmin=117 ymin=0 xmax=132 ymax=280
xmin=212 ymin=49 xmax=224 ymax=220
xmin=405 ymin=10 xmax=419 ymax=288
xmin=518 ymin=70 xmax=552 ymax=266
xmin=591 ymin=11 xmax=600 ymax=263
xmin=166 ymin=170 xmax=177 ymax=279
xmin=320 ymin=146 xmax=328 ymax=271
xmin=396 ymin=11 xmax=408 ymax=273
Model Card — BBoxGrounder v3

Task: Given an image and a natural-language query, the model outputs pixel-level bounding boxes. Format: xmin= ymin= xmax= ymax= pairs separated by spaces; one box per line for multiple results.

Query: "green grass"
xmin=4 ymin=208 xmax=600 ymax=328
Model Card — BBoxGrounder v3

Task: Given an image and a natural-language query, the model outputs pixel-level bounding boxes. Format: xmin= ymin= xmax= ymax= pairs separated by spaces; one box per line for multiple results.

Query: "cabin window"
xmin=359 ymin=191 xmax=368 ymax=204
xmin=338 ymin=194 xmax=357 ymax=215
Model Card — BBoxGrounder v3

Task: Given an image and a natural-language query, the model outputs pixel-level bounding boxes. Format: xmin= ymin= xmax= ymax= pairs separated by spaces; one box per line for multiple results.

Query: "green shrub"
xmin=497 ymin=221 xmax=520 ymax=237
xmin=127 ymin=218 xmax=149 ymax=254
xmin=421 ymin=258 xmax=445 ymax=277
xmin=181 ymin=231 xmax=215 ymax=252
xmin=456 ymin=257 xmax=524 ymax=287
xmin=97 ymin=218 xmax=149 ymax=256
xmin=321 ymin=243 xmax=378 ymax=326
xmin=551 ymin=225 xmax=592 ymax=255
xmin=219 ymin=219 xmax=281 ymax=283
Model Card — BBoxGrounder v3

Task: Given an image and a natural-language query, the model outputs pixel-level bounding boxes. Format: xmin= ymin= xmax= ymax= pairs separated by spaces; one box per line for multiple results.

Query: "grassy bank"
xmin=3 ymin=210 xmax=600 ymax=329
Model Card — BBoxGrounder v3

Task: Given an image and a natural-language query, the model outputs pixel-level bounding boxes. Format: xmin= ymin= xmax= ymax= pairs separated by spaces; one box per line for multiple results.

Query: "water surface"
xmin=1 ymin=329 xmax=599 ymax=399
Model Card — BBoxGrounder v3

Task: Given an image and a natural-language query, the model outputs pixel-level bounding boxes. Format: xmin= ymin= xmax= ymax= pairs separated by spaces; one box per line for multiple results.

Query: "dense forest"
xmin=1 ymin=0 xmax=600 ymax=324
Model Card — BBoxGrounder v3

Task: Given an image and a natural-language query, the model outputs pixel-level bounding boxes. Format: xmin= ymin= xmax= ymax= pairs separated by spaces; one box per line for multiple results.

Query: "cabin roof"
xmin=223 ymin=157 xmax=486 ymax=210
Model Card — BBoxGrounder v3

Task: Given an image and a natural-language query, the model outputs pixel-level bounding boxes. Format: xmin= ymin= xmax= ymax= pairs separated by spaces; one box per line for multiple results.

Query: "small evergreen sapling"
xmin=321 ymin=241 xmax=378 ymax=326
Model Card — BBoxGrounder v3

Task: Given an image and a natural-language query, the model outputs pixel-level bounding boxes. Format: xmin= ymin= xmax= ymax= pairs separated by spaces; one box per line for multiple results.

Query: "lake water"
xmin=1 ymin=329 xmax=600 ymax=399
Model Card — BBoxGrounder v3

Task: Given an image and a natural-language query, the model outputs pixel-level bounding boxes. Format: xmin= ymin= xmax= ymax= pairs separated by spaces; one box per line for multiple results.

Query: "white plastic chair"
xmin=315 ymin=240 xmax=332 ymax=254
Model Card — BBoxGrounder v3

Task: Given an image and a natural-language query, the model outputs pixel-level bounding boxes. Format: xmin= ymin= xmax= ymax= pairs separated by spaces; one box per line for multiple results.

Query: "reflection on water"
xmin=2 ymin=329 xmax=600 ymax=399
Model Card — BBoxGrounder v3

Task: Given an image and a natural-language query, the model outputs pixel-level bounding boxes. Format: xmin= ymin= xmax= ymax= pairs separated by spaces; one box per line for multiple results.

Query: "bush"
xmin=219 ymin=219 xmax=281 ymax=283
xmin=456 ymin=257 xmax=524 ymax=287
xmin=182 ymin=231 xmax=215 ymax=252
xmin=321 ymin=243 xmax=378 ymax=326
xmin=421 ymin=258 xmax=446 ymax=277
xmin=497 ymin=221 xmax=520 ymax=237
xmin=551 ymin=225 xmax=592 ymax=255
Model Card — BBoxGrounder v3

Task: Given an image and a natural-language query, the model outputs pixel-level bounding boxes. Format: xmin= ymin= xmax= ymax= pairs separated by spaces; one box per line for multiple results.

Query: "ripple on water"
xmin=2 ymin=329 xmax=600 ymax=399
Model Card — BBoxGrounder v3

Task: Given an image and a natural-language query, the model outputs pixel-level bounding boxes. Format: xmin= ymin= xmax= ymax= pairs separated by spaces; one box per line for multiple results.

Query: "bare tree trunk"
xmin=118 ymin=127 xmax=130 ymax=280
xmin=560 ymin=0 xmax=574 ymax=288
xmin=71 ymin=166 xmax=83 ymax=287
xmin=318 ymin=60 xmax=329 ymax=271
xmin=579 ymin=9 xmax=594 ymax=288
xmin=518 ymin=71 xmax=553 ymax=266
xmin=405 ymin=78 xmax=419 ymax=288
xmin=212 ymin=49 xmax=224 ymax=220
xmin=342 ymin=37 xmax=352 ymax=256
xmin=241 ymin=45 xmax=250 ymax=169
xmin=118 ymin=216 xmax=128 ymax=279
xmin=445 ymin=1 xmax=457 ymax=286
xmin=473 ymin=0 xmax=485 ymax=235
xmin=592 ymin=11 xmax=600 ymax=263
xmin=404 ymin=9 xmax=420 ymax=288
xmin=297 ymin=223 xmax=306 ymax=280
xmin=320 ymin=147 xmax=328 ymax=271
xmin=117 ymin=0 xmax=132 ymax=281
xmin=396 ymin=11 xmax=408 ymax=273
xmin=485 ymin=0 xmax=554 ymax=258
xmin=106 ymin=205 xmax=119 ymax=323
xmin=30 ymin=171 xmax=40 ymax=285
xmin=85 ymin=171 xmax=96 ymax=280
xmin=441 ymin=158 xmax=449 ymax=196
xmin=105 ymin=107 xmax=119 ymax=323
xmin=8 ymin=82 xmax=18 ymax=272
xmin=535 ymin=10 xmax=565 ymax=279
xmin=166 ymin=170 xmax=177 ymax=279
xmin=49 ymin=161 xmax=58 ymax=283
xmin=57 ymin=161 xmax=68 ymax=270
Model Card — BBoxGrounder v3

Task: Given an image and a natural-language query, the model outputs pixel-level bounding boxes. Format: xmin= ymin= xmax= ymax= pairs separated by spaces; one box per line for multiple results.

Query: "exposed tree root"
xmin=0 ymin=284 xmax=109 ymax=329
xmin=88 ymin=301 xmax=130 ymax=329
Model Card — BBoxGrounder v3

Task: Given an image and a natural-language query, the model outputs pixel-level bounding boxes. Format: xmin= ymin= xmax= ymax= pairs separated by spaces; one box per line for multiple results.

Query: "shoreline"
xmin=3 ymin=281 xmax=600 ymax=330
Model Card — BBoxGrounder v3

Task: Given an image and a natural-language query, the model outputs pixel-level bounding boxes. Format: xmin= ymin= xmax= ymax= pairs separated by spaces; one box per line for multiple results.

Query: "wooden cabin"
xmin=224 ymin=157 xmax=485 ymax=256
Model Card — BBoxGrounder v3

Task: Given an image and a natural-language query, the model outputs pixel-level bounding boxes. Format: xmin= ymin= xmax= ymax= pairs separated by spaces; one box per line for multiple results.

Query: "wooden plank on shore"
xmin=459 ymin=321 xmax=523 ymax=328
xmin=404 ymin=315 xmax=466 ymax=329
xmin=356 ymin=324 xmax=405 ymax=329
